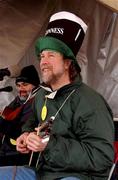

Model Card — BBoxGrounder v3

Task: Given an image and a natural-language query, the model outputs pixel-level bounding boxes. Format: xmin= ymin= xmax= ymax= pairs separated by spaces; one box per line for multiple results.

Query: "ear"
xmin=64 ymin=59 xmax=71 ymax=70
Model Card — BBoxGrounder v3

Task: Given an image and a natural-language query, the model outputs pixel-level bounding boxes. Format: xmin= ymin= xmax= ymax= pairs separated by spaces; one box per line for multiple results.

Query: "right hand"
xmin=26 ymin=131 xmax=49 ymax=152
xmin=16 ymin=132 xmax=30 ymax=153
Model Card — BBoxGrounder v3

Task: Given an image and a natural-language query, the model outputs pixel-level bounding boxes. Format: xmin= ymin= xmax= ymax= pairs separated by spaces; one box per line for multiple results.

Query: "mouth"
xmin=41 ymin=66 xmax=51 ymax=72
xmin=42 ymin=68 xmax=49 ymax=71
xmin=19 ymin=91 xmax=27 ymax=96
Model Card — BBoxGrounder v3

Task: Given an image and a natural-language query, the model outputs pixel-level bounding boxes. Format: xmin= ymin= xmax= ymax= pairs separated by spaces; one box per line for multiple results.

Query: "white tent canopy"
xmin=0 ymin=0 xmax=118 ymax=119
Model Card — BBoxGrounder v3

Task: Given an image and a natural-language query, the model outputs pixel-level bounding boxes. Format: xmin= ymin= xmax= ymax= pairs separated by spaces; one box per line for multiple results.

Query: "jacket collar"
xmin=40 ymin=76 xmax=82 ymax=99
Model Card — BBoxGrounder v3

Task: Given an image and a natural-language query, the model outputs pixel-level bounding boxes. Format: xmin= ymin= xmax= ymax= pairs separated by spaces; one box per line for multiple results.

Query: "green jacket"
xmin=23 ymin=79 xmax=114 ymax=180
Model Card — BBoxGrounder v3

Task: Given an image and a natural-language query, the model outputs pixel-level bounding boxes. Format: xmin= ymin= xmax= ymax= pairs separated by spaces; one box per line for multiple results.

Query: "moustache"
xmin=41 ymin=65 xmax=52 ymax=71
xmin=18 ymin=91 xmax=29 ymax=96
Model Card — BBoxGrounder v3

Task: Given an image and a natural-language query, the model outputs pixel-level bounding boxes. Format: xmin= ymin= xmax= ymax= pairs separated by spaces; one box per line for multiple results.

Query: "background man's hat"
xmin=35 ymin=11 xmax=88 ymax=71
xmin=16 ymin=65 xmax=40 ymax=87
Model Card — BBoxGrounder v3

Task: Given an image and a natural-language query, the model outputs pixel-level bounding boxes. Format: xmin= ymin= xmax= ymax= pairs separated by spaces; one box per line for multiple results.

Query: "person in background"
xmin=0 ymin=11 xmax=114 ymax=180
xmin=0 ymin=65 xmax=40 ymax=166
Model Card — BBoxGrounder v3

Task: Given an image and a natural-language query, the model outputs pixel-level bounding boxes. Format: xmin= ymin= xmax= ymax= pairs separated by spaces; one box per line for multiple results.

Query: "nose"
xmin=19 ymin=86 xmax=24 ymax=90
xmin=40 ymin=56 xmax=49 ymax=66
xmin=17 ymin=85 xmax=25 ymax=91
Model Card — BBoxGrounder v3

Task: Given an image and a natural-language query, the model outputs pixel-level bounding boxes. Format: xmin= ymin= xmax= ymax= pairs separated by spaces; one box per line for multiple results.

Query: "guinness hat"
xmin=35 ymin=11 xmax=87 ymax=71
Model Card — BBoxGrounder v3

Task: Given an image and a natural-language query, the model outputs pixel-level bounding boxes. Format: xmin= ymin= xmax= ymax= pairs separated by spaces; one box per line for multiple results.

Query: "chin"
xmin=42 ymin=77 xmax=49 ymax=84
xmin=19 ymin=96 xmax=27 ymax=101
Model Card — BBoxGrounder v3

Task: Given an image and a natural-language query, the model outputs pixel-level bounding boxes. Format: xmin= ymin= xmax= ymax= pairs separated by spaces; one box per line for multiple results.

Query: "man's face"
xmin=39 ymin=50 xmax=70 ymax=89
xmin=16 ymin=82 xmax=35 ymax=100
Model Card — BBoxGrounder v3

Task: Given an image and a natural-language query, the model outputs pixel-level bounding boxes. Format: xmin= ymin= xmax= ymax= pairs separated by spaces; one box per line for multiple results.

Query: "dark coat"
xmin=23 ymin=79 xmax=114 ymax=180
xmin=0 ymin=96 xmax=35 ymax=166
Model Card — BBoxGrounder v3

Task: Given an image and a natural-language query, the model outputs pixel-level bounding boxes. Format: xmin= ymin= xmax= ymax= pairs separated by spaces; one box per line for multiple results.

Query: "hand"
xmin=16 ymin=132 xmax=30 ymax=153
xmin=26 ymin=132 xmax=49 ymax=152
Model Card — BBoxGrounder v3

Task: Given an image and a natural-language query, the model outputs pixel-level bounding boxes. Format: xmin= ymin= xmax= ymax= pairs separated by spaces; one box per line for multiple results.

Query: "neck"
xmin=51 ymin=75 xmax=71 ymax=91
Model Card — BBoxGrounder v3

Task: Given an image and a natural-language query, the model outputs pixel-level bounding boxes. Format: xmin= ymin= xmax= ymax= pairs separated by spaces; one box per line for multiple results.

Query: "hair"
xmin=69 ymin=62 xmax=81 ymax=82
xmin=63 ymin=56 xmax=81 ymax=82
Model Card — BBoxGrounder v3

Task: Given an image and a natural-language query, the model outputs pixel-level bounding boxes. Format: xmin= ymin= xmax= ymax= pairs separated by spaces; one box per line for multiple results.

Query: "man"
xmin=0 ymin=11 xmax=114 ymax=180
xmin=0 ymin=65 xmax=40 ymax=166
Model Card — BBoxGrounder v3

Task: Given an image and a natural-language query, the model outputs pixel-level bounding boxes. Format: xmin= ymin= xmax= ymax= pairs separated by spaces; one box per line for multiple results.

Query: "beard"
xmin=41 ymin=70 xmax=53 ymax=84
xmin=40 ymin=65 xmax=64 ymax=86
xmin=18 ymin=90 xmax=31 ymax=102
xmin=40 ymin=65 xmax=53 ymax=85
xmin=19 ymin=96 xmax=27 ymax=102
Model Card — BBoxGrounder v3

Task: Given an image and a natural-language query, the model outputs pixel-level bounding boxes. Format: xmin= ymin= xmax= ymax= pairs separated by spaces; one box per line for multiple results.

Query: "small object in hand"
xmin=41 ymin=135 xmax=50 ymax=143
